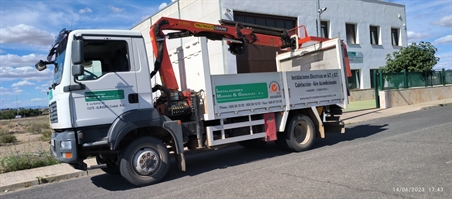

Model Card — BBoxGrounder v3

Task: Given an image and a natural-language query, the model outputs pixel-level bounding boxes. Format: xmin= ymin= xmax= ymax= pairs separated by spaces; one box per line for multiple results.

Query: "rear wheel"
xmin=276 ymin=114 xmax=315 ymax=152
xmin=120 ymin=136 xmax=169 ymax=187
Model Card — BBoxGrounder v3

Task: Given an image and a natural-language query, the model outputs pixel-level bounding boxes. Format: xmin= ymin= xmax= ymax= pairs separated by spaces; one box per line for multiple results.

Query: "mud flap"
xmin=162 ymin=120 xmax=186 ymax=171
xmin=324 ymin=121 xmax=345 ymax=134
xmin=175 ymin=153 xmax=186 ymax=172
xmin=264 ymin=113 xmax=277 ymax=141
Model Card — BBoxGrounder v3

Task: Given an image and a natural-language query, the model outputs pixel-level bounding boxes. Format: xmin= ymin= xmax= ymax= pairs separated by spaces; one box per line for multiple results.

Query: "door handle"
xmin=128 ymin=93 xmax=139 ymax=103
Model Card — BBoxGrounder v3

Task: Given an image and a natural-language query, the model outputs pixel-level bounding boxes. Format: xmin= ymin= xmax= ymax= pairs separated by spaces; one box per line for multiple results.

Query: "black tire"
xmin=238 ymin=139 xmax=267 ymax=148
xmin=275 ymin=132 xmax=291 ymax=151
xmin=119 ymin=136 xmax=169 ymax=187
xmin=96 ymin=155 xmax=120 ymax=175
xmin=276 ymin=114 xmax=315 ymax=152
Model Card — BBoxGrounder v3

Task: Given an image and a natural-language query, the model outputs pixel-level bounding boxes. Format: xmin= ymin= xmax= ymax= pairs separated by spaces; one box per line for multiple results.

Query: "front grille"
xmin=49 ymin=101 xmax=58 ymax=123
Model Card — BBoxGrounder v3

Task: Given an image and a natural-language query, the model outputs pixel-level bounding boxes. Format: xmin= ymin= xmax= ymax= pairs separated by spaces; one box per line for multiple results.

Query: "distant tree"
xmin=380 ymin=41 xmax=440 ymax=73
xmin=0 ymin=110 xmax=15 ymax=119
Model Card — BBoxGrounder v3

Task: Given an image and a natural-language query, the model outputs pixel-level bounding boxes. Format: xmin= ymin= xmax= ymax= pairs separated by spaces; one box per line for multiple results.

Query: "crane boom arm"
xmin=149 ymin=17 xmax=345 ymax=91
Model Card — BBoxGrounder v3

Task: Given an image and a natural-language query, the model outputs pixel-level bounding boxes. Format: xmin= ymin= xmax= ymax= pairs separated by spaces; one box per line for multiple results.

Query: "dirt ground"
xmin=0 ymin=116 xmax=51 ymax=158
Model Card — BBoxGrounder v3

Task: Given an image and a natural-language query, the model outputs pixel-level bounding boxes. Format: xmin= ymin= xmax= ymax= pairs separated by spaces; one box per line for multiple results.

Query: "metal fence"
xmin=375 ymin=69 xmax=452 ymax=90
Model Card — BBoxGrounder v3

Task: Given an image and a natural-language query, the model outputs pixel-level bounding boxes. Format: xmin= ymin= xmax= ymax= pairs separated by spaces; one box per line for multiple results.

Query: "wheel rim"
xmin=293 ymin=120 xmax=311 ymax=145
xmin=132 ymin=147 xmax=161 ymax=175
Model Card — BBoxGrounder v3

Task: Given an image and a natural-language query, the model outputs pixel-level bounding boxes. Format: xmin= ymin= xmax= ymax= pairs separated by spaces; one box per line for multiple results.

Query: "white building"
xmin=132 ymin=0 xmax=407 ymax=90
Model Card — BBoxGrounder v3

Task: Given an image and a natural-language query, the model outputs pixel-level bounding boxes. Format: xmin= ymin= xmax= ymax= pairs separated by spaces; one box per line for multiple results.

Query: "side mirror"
xmin=35 ymin=60 xmax=48 ymax=71
xmin=72 ymin=65 xmax=84 ymax=77
xmin=72 ymin=40 xmax=84 ymax=64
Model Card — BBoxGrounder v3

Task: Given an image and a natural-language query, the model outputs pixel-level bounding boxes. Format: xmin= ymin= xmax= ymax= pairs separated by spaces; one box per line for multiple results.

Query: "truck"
xmin=35 ymin=16 xmax=351 ymax=187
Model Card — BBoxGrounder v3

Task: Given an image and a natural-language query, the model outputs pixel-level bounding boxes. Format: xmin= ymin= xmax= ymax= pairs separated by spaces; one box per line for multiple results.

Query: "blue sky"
xmin=0 ymin=0 xmax=451 ymax=109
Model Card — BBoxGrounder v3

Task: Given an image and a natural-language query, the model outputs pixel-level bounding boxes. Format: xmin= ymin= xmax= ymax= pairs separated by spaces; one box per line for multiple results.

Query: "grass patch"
xmin=0 ymin=150 xmax=59 ymax=173
xmin=26 ymin=122 xmax=50 ymax=134
xmin=7 ymin=123 xmax=16 ymax=129
xmin=0 ymin=128 xmax=9 ymax=135
xmin=0 ymin=134 xmax=17 ymax=144
xmin=40 ymin=130 xmax=52 ymax=142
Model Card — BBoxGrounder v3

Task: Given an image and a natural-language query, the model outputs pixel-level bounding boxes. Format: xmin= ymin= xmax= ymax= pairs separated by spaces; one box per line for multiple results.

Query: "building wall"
xmin=131 ymin=0 xmax=407 ymax=89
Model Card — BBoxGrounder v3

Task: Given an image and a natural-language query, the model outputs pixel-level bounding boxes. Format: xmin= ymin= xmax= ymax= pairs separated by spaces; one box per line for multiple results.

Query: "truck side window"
xmin=77 ymin=40 xmax=130 ymax=81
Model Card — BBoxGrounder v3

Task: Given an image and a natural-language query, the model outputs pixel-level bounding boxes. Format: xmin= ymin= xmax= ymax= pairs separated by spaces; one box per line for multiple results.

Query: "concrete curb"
xmin=420 ymin=102 xmax=452 ymax=110
xmin=1 ymin=159 xmax=104 ymax=193
xmin=1 ymin=171 xmax=85 ymax=193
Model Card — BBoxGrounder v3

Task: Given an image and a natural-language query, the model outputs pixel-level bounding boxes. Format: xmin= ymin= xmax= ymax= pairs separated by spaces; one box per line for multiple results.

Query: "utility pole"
xmin=317 ymin=0 xmax=327 ymax=37
xmin=317 ymin=0 xmax=320 ymax=37
xmin=16 ymin=95 xmax=19 ymax=119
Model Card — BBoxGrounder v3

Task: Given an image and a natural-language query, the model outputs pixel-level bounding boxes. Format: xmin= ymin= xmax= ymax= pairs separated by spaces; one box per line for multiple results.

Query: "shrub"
xmin=41 ymin=130 xmax=52 ymax=142
xmin=0 ymin=134 xmax=17 ymax=144
xmin=0 ymin=151 xmax=59 ymax=173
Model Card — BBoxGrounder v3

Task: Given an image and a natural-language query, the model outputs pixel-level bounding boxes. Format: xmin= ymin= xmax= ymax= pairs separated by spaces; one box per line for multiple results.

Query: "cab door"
xmin=70 ymin=36 xmax=139 ymax=127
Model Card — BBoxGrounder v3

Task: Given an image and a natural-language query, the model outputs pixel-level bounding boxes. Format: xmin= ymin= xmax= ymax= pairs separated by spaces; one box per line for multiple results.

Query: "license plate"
xmin=51 ymin=139 xmax=55 ymax=147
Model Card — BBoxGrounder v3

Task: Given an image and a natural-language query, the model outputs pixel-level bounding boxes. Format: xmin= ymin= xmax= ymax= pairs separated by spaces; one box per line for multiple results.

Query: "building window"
xmin=320 ymin=21 xmax=328 ymax=38
xmin=370 ymin=69 xmax=379 ymax=88
xmin=370 ymin=26 xmax=379 ymax=45
xmin=346 ymin=23 xmax=357 ymax=44
xmin=348 ymin=69 xmax=360 ymax=89
xmin=391 ymin=28 xmax=399 ymax=46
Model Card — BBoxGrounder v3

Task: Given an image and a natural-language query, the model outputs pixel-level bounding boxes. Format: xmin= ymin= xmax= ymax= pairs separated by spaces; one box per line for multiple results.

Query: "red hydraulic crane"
xmin=149 ymin=17 xmax=351 ymax=91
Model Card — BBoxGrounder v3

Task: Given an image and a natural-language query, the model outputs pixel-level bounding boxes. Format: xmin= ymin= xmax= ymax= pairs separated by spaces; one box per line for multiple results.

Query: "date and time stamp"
xmin=392 ymin=186 xmax=444 ymax=193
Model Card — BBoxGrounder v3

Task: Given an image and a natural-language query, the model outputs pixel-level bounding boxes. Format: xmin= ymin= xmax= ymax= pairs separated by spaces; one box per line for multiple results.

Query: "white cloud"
xmin=0 ymin=66 xmax=53 ymax=81
xmin=407 ymin=31 xmax=430 ymax=43
xmin=12 ymin=87 xmax=24 ymax=93
xmin=434 ymin=35 xmax=452 ymax=44
xmin=36 ymin=83 xmax=51 ymax=92
xmin=79 ymin=7 xmax=93 ymax=14
xmin=157 ymin=1 xmax=177 ymax=12
xmin=158 ymin=3 xmax=168 ymax=10
xmin=0 ymin=53 xmax=47 ymax=68
xmin=434 ymin=15 xmax=452 ymax=27
xmin=12 ymin=80 xmax=35 ymax=87
xmin=0 ymin=87 xmax=20 ymax=96
xmin=30 ymin=98 xmax=46 ymax=102
xmin=0 ymin=24 xmax=55 ymax=46
xmin=109 ymin=5 xmax=124 ymax=13
xmin=0 ymin=89 xmax=18 ymax=96
xmin=434 ymin=52 xmax=452 ymax=70
xmin=0 ymin=87 xmax=23 ymax=97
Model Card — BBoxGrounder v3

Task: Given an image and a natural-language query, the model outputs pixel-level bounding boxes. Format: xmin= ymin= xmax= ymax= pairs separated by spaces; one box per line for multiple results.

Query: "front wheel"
xmin=276 ymin=114 xmax=315 ymax=152
xmin=120 ymin=136 xmax=169 ymax=187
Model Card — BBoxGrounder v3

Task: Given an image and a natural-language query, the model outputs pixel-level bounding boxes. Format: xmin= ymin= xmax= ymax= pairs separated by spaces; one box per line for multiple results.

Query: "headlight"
xmin=60 ymin=140 xmax=72 ymax=149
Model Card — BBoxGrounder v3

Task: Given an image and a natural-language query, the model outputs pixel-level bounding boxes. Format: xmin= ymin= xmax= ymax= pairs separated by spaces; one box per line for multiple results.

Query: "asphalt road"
xmin=1 ymin=106 xmax=451 ymax=199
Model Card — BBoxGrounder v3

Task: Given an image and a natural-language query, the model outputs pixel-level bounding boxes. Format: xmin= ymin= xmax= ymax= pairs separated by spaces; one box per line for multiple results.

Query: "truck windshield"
xmin=53 ymin=50 xmax=66 ymax=85
xmin=49 ymin=29 xmax=69 ymax=87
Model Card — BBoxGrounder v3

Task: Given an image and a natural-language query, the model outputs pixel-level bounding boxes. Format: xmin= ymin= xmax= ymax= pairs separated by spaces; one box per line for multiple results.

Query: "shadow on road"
xmin=90 ymin=174 xmax=135 ymax=190
xmin=314 ymin=124 xmax=389 ymax=148
xmin=91 ymin=123 xmax=388 ymax=191
xmin=90 ymin=145 xmax=290 ymax=191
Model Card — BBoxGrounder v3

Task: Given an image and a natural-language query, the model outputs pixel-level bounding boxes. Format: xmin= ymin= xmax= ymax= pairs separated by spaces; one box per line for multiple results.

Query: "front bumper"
xmin=51 ymin=130 xmax=78 ymax=163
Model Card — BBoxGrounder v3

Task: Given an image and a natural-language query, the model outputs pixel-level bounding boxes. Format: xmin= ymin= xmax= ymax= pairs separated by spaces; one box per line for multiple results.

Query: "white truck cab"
xmin=38 ymin=29 xmax=182 ymax=174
